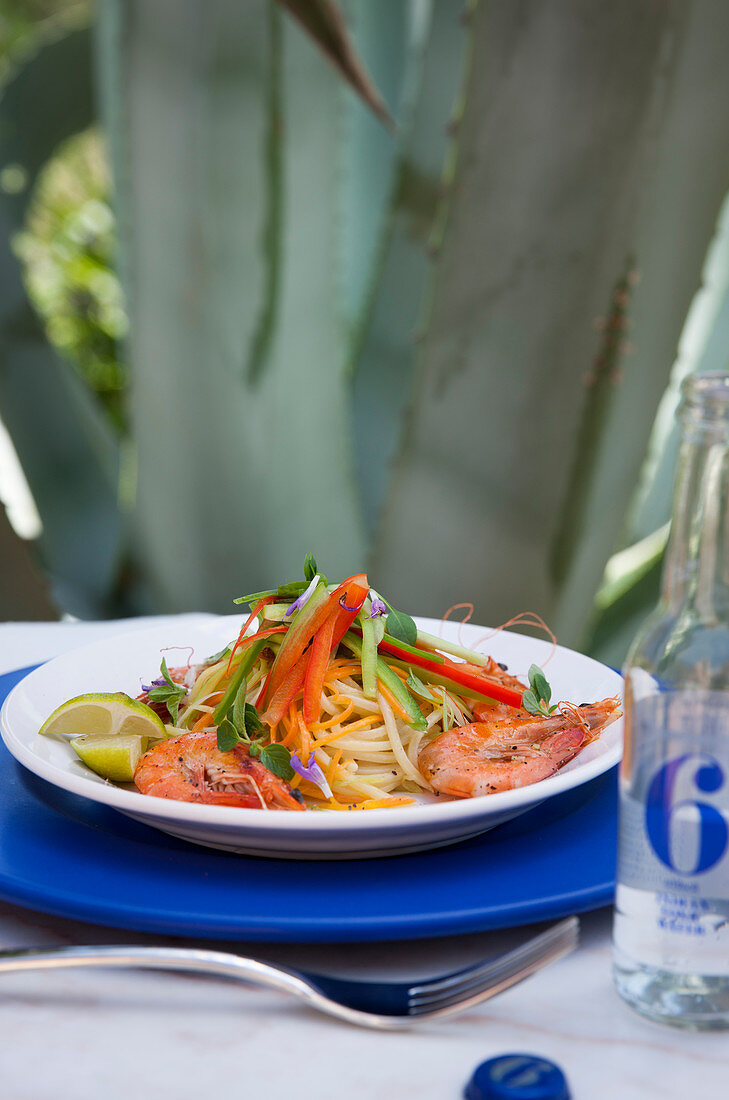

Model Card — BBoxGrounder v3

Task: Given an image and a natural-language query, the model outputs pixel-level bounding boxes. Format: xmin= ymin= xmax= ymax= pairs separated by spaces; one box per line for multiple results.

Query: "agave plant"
xmin=3 ymin=0 xmax=729 ymax=663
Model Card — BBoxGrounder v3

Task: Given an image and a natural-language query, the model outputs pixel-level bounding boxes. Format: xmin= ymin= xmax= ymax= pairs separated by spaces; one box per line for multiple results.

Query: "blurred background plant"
xmin=2 ymin=0 xmax=729 ymax=667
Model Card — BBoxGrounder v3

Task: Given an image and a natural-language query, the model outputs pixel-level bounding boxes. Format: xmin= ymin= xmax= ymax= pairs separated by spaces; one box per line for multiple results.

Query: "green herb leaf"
xmin=258 ymin=743 xmax=295 ymax=780
xmin=249 ymin=742 xmax=261 ymax=758
xmin=276 ymin=580 xmax=308 ymax=597
xmin=244 ymin=703 xmax=265 ymax=738
xmin=528 ymin=663 xmax=549 ymax=703
xmin=147 ymin=658 xmax=187 ymax=724
xmin=217 ymin=720 xmax=241 ymax=752
xmin=303 ymin=553 xmax=318 ymax=584
xmin=521 ymin=688 xmax=541 ymax=716
xmin=406 ymin=670 xmax=434 ymax=702
xmin=384 ymin=609 xmax=418 ymax=645
xmin=524 ymin=663 xmax=557 ymax=716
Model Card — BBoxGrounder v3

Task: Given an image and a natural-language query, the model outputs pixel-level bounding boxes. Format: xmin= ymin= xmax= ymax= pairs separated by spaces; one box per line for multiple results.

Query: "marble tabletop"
xmin=0 ymin=619 xmax=726 ymax=1100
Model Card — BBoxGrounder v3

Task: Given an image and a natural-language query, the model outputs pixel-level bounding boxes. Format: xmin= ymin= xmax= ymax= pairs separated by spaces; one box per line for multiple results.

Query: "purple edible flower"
xmin=339 ymin=593 xmax=359 ymax=612
xmin=368 ymin=596 xmax=387 ymax=619
xmin=141 ymin=676 xmax=167 ymax=692
xmin=285 ymin=574 xmax=320 ymax=618
xmin=290 ymin=751 xmax=333 ymax=799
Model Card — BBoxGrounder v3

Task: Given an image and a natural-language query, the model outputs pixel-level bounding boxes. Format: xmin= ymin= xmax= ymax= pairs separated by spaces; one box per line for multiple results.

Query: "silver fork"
xmin=0 ymin=916 xmax=577 ymax=1030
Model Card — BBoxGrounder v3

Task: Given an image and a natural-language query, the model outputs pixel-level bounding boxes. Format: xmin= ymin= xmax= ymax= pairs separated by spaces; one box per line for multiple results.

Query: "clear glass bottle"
xmin=613 ymin=372 xmax=729 ymax=1029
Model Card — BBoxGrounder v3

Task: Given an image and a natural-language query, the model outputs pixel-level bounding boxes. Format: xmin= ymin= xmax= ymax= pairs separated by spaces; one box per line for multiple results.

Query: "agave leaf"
xmin=337 ymin=0 xmax=411 ymax=326
xmin=371 ymin=0 xmax=729 ymax=648
xmin=351 ymin=0 xmax=471 ymax=533
xmin=275 ymin=0 xmax=393 ymax=128
xmin=98 ymin=0 xmax=366 ymax=610
xmin=245 ymin=5 xmax=284 ymax=384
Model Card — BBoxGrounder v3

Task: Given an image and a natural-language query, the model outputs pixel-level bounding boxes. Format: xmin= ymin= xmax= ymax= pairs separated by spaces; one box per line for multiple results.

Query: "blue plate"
xmin=0 ymin=666 xmax=617 ymax=942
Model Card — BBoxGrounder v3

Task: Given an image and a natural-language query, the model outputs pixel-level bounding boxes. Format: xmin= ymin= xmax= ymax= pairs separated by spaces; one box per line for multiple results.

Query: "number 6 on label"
xmin=645 ymin=754 xmax=728 ymax=875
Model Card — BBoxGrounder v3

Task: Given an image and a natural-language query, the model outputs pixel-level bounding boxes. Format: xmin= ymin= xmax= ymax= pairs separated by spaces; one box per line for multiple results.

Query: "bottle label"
xmin=616 ymin=690 xmax=729 ymax=974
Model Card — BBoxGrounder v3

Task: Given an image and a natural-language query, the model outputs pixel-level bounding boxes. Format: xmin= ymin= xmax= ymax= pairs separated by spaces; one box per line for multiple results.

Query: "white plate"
xmin=0 ymin=614 xmax=623 ymax=859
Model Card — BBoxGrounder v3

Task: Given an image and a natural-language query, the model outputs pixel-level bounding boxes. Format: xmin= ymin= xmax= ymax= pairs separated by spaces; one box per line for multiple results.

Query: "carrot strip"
xmin=303 ymin=614 xmax=336 ymax=726
xmin=312 ymin=715 xmax=380 ymax=749
xmin=321 ymin=664 xmax=361 ymax=685
xmin=261 ymin=650 xmax=308 ymax=727
xmin=312 ymin=699 xmax=355 ymax=731
xmin=226 ymin=597 xmax=276 ymax=674
xmin=327 ymin=747 xmax=343 ymax=781
xmin=379 ymin=682 xmax=412 ymax=724
xmin=191 ymin=712 xmax=214 ymax=732
xmin=297 ymin=712 xmax=311 ymax=759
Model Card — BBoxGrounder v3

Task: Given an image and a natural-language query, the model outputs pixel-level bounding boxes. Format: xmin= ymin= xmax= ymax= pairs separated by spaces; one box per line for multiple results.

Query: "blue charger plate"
xmin=0 ymin=666 xmax=617 ymax=942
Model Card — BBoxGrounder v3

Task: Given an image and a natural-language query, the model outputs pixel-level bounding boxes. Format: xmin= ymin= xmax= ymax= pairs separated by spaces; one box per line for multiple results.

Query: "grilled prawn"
xmin=418 ymin=697 xmax=621 ymax=798
xmin=134 ymin=730 xmax=305 ymax=810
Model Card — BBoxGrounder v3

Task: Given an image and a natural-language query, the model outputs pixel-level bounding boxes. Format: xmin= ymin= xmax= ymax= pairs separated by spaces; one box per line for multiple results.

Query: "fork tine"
xmin=408 ymin=916 xmax=578 ymax=999
xmin=407 ymin=916 xmax=578 ymax=1015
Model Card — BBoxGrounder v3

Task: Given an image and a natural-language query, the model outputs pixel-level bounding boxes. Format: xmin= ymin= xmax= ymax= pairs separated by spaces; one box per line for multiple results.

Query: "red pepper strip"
xmin=375 ymin=636 xmax=524 ymax=710
xmin=303 ymin=615 xmax=336 ymax=726
xmin=235 ymin=624 xmax=287 ymax=647
xmin=330 ymin=580 xmax=369 ymax=649
xmin=262 ymin=650 xmax=310 ymax=728
xmin=226 ymin=596 xmax=276 ymax=675
xmin=264 ymin=574 xmax=368 ymax=707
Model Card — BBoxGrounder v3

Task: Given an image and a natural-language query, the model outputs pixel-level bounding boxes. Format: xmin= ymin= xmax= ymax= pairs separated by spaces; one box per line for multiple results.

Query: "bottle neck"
xmin=662 ymin=420 xmax=729 ymax=616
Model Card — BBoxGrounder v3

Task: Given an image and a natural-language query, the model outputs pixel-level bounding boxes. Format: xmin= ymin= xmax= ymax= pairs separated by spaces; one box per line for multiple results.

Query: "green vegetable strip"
xmin=414 ymin=628 xmax=494 ymax=667
xmin=261 ymin=602 xmax=291 ymax=621
xmin=213 ymin=638 xmax=269 ymax=725
xmin=343 ymin=632 xmax=427 ymax=731
xmin=360 ymin=614 xmax=379 ymax=700
xmin=381 ymin=632 xmax=445 ymax=663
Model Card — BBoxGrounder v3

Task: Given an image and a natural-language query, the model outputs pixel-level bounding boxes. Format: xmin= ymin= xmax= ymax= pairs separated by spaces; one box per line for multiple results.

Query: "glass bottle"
xmin=613 ymin=372 xmax=729 ymax=1028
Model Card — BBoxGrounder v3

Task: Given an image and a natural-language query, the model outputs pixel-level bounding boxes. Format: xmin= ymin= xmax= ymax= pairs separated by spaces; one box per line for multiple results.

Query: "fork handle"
xmin=0 ymin=945 xmax=320 ymax=1008
xmin=0 ymin=944 xmax=407 ymax=1030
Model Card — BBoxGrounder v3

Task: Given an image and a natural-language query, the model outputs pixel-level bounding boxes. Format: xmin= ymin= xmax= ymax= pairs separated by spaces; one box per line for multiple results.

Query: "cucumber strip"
xmin=343 ymin=632 xmax=427 ymax=731
xmin=381 ymin=632 xmax=445 ymax=663
xmin=261 ymin=602 xmax=291 ymax=621
xmin=360 ymin=614 xmax=379 ymax=700
xmin=213 ymin=638 xmax=269 ymax=725
xmin=415 ymin=628 xmax=493 ymax=667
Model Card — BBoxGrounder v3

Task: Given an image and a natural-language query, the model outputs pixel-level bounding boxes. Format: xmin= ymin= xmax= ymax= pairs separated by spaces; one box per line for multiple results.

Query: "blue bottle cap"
xmin=464 ymin=1054 xmax=570 ymax=1100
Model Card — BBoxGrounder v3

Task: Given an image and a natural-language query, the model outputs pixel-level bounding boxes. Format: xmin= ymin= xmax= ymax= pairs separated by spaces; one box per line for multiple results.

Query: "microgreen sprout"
xmin=146 ymin=658 xmax=187 ymax=724
xmin=521 ymin=663 xmax=558 ymax=717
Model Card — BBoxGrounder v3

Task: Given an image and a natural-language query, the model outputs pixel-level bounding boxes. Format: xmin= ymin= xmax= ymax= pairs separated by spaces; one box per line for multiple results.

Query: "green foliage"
xmin=13 ymin=128 xmax=128 ymax=430
xmin=0 ymin=1 xmax=90 ymax=82
xmin=3 ymin=0 xmax=729 ymax=649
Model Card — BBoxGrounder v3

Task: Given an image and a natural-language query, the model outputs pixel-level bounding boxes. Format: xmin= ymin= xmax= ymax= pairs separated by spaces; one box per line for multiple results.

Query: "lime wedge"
xmin=71 ymin=733 xmax=147 ymax=782
xmin=39 ymin=692 xmax=167 ymax=742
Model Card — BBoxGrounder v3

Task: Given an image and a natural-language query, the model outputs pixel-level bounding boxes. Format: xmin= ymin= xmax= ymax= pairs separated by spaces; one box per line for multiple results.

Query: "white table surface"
xmin=0 ymin=618 xmax=727 ymax=1100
